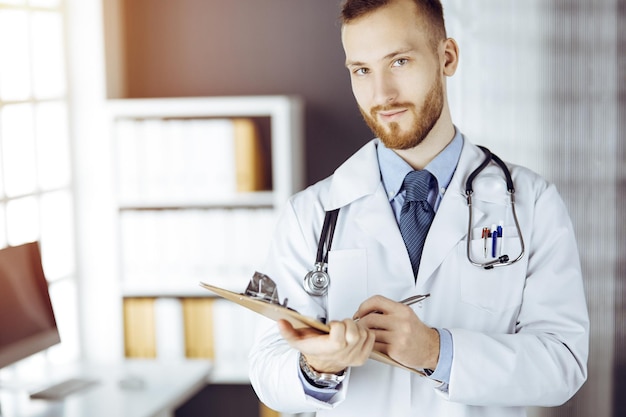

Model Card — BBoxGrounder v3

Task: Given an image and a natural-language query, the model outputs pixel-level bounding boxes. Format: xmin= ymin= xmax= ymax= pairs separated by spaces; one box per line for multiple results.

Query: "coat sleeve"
xmin=446 ymin=184 xmax=589 ymax=406
xmin=248 ymin=197 xmax=349 ymax=413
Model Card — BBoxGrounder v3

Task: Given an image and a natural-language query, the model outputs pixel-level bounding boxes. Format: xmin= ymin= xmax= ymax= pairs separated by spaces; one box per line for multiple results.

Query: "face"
xmin=342 ymin=0 xmax=445 ymax=150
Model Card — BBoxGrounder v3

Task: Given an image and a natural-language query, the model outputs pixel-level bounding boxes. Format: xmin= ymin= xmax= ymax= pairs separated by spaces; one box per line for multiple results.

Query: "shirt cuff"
xmin=429 ymin=328 xmax=453 ymax=385
xmin=298 ymin=362 xmax=341 ymax=402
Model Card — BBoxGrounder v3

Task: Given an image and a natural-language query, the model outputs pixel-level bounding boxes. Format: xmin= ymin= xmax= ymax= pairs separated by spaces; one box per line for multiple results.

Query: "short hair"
xmin=340 ymin=0 xmax=447 ymax=50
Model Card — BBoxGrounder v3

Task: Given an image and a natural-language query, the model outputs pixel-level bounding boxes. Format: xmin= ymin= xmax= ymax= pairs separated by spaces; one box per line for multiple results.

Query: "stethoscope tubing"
xmin=316 ymin=208 xmax=339 ymax=265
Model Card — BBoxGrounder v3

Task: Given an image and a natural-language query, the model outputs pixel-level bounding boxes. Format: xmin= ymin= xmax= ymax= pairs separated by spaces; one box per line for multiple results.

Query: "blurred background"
xmin=0 ymin=0 xmax=623 ymax=416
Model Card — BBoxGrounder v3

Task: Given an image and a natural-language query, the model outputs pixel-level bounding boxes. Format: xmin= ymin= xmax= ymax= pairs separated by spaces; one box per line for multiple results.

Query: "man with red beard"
xmin=249 ymin=0 xmax=588 ymax=416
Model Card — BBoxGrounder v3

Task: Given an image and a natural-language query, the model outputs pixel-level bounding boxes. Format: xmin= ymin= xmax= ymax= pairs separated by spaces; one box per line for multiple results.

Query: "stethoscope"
xmin=302 ymin=146 xmax=526 ymax=297
xmin=465 ymin=146 xmax=525 ymax=269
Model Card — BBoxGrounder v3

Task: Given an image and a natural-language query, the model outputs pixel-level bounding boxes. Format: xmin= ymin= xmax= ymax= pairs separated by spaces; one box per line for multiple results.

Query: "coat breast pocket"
xmin=461 ymin=226 xmax=526 ymax=313
xmin=326 ymin=249 xmax=367 ymax=321
xmin=467 ymin=226 xmax=522 ymax=262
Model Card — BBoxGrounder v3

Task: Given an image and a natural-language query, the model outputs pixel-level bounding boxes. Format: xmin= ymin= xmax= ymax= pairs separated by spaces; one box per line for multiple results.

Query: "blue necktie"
xmin=399 ymin=170 xmax=436 ymax=278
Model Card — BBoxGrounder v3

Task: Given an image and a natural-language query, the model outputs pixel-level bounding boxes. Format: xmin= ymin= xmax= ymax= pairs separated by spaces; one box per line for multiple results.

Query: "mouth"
xmin=377 ymin=108 xmax=407 ymax=122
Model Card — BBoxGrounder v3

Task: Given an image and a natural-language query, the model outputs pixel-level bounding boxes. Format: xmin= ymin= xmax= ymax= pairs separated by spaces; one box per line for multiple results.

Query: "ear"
xmin=441 ymin=38 xmax=459 ymax=76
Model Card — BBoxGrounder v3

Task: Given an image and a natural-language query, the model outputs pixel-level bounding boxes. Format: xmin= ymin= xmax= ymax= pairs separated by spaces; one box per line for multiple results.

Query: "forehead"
xmin=341 ymin=0 xmax=432 ymax=65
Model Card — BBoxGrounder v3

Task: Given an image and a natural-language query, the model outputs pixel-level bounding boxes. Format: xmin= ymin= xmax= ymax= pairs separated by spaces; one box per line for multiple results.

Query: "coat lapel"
xmin=353 ymin=184 xmax=414 ymax=281
xmin=325 ymin=140 xmax=414 ymax=281
xmin=417 ymin=141 xmax=488 ymax=284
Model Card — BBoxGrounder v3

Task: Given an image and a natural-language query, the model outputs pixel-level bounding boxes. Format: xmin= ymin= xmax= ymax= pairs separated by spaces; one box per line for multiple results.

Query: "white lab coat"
xmin=249 ymin=138 xmax=588 ymax=417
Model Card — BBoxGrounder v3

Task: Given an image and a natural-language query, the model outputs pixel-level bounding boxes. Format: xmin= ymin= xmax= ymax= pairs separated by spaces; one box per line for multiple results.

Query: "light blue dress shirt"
xmin=299 ymin=130 xmax=463 ymax=398
xmin=376 ymin=128 xmax=463 ymax=387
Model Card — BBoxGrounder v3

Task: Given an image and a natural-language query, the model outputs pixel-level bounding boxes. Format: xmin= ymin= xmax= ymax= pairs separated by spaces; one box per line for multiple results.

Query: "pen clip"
xmin=491 ymin=224 xmax=498 ymax=258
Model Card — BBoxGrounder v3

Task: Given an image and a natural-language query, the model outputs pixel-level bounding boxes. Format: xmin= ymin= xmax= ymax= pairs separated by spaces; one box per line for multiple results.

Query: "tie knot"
xmin=403 ymin=170 xmax=433 ymax=202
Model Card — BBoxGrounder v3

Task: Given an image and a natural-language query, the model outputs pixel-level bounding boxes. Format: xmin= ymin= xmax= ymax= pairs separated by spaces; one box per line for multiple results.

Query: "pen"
xmin=497 ymin=222 xmax=503 ymax=256
xmin=398 ymin=293 xmax=431 ymax=306
xmin=491 ymin=224 xmax=497 ymax=258
xmin=354 ymin=293 xmax=431 ymax=322
xmin=482 ymin=227 xmax=490 ymax=258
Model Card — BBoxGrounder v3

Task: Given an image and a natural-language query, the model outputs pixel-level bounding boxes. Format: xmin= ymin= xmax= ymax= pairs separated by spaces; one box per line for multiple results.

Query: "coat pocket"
xmin=327 ymin=249 xmax=367 ymax=321
xmin=461 ymin=227 xmax=526 ymax=313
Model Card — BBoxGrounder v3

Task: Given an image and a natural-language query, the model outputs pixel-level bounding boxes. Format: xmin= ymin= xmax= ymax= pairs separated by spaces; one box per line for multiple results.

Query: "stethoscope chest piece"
xmin=303 ymin=262 xmax=330 ymax=296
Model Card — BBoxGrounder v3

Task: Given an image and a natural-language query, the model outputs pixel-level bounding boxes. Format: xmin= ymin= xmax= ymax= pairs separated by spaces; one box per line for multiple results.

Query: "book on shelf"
xmin=181 ymin=297 xmax=216 ymax=359
xmin=114 ymin=117 xmax=269 ymax=203
xmin=233 ymin=118 xmax=268 ymax=193
xmin=123 ymin=297 xmax=210 ymax=360
xmin=123 ymin=296 xmax=260 ymax=377
xmin=123 ymin=297 xmax=157 ymax=358
xmin=154 ymin=297 xmax=186 ymax=360
xmin=119 ymin=208 xmax=275 ymax=286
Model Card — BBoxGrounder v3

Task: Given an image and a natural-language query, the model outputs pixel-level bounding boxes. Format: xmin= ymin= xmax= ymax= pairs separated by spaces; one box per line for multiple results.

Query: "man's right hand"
xmin=278 ymin=318 xmax=375 ymax=374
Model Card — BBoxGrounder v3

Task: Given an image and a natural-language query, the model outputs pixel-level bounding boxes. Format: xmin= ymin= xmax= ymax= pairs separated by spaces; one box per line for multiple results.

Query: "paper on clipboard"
xmin=199 ymin=279 xmax=429 ymax=377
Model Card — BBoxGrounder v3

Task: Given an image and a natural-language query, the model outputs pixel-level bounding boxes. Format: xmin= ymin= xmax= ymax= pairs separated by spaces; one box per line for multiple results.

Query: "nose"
xmin=372 ymin=72 xmax=398 ymax=106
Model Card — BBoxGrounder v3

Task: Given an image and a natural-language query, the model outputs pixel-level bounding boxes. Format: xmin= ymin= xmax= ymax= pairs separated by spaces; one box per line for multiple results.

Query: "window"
xmin=0 ymin=0 xmax=78 ymax=367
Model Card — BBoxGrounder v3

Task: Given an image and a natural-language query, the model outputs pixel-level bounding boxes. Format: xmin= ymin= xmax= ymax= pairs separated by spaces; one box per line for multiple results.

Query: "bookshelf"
xmin=108 ymin=96 xmax=303 ymax=295
xmin=106 ymin=96 xmax=304 ymax=388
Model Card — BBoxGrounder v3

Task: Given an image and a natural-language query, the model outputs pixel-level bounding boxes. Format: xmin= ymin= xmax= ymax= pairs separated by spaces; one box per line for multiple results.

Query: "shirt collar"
xmin=377 ymin=127 xmax=464 ymax=202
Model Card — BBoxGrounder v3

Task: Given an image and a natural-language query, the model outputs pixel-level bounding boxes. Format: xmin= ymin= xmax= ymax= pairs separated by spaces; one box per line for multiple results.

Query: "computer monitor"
xmin=0 ymin=242 xmax=61 ymax=369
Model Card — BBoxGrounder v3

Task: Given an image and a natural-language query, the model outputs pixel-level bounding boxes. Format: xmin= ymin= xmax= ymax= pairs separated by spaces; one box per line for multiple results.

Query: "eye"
xmin=392 ymin=58 xmax=409 ymax=67
xmin=353 ymin=67 xmax=369 ymax=76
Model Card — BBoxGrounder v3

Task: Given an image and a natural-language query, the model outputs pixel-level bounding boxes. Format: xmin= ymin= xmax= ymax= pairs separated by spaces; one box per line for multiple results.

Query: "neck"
xmin=394 ymin=108 xmax=455 ymax=170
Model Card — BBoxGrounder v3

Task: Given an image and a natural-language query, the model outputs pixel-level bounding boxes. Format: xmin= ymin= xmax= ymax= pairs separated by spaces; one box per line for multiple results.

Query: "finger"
xmin=278 ymin=319 xmax=325 ymax=342
xmin=353 ymin=295 xmax=397 ymax=320
xmin=277 ymin=319 xmax=298 ymax=340
xmin=344 ymin=321 xmax=374 ymax=353
xmin=373 ymin=340 xmax=390 ymax=356
xmin=351 ymin=326 xmax=376 ymax=364
xmin=343 ymin=319 xmax=362 ymax=346
xmin=327 ymin=320 xmax=348 ymax=348
xmin=357 ymin=309 xmax=396 ymax=331
xmin=369 ymin=327 xmax=393 ymax=345
xmin=356 ymin=324 xmax=376 ymax=351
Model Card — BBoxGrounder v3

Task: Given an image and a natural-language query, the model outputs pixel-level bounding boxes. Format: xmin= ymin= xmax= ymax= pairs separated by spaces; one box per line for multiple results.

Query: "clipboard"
xmin=199 ymin=276 xmax=430 ymax=377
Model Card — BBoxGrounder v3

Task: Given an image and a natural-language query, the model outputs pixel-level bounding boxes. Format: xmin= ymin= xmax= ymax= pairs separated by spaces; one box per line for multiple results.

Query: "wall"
xmin=444 ymin=1 xmax=624 ymax=416
xmin=115 ymin=0 xmax=371 ymax=186
xmin=105 ymin=1 xmax=625 ymax=416
xmin=615 ymin=1 xmax=626 ymax=412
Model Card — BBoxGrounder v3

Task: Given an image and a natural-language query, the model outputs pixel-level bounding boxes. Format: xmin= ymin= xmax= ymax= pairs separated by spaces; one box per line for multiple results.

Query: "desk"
xmin=0 ymin=360 xmax=211 ymax=417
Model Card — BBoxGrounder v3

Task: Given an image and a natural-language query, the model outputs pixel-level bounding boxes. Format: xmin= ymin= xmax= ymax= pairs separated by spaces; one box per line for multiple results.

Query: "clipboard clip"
xmin=244 ymin=271 xmax=289 ymax=308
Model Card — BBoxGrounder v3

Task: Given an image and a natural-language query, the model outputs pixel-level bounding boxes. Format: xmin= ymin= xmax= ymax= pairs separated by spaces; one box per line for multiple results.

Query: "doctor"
xmin=249 ymin=0 xmax=589 ymax=416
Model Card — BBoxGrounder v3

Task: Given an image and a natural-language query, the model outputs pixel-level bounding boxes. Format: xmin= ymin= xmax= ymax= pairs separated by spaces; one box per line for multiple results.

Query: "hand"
xmin=353 ymin=295 xmax=440 ymax=370
xmin=278 ymin=318 xmax=375 ymax=374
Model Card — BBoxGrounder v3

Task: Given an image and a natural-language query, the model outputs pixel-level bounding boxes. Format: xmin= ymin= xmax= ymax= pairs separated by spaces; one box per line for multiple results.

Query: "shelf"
xmin=118 ymin=191 xmax=275 ymax=211
xmin=108 ymin=96 xmax=303 ymax=209
xmin=121 ymin=276 xmax=251 ymax=298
